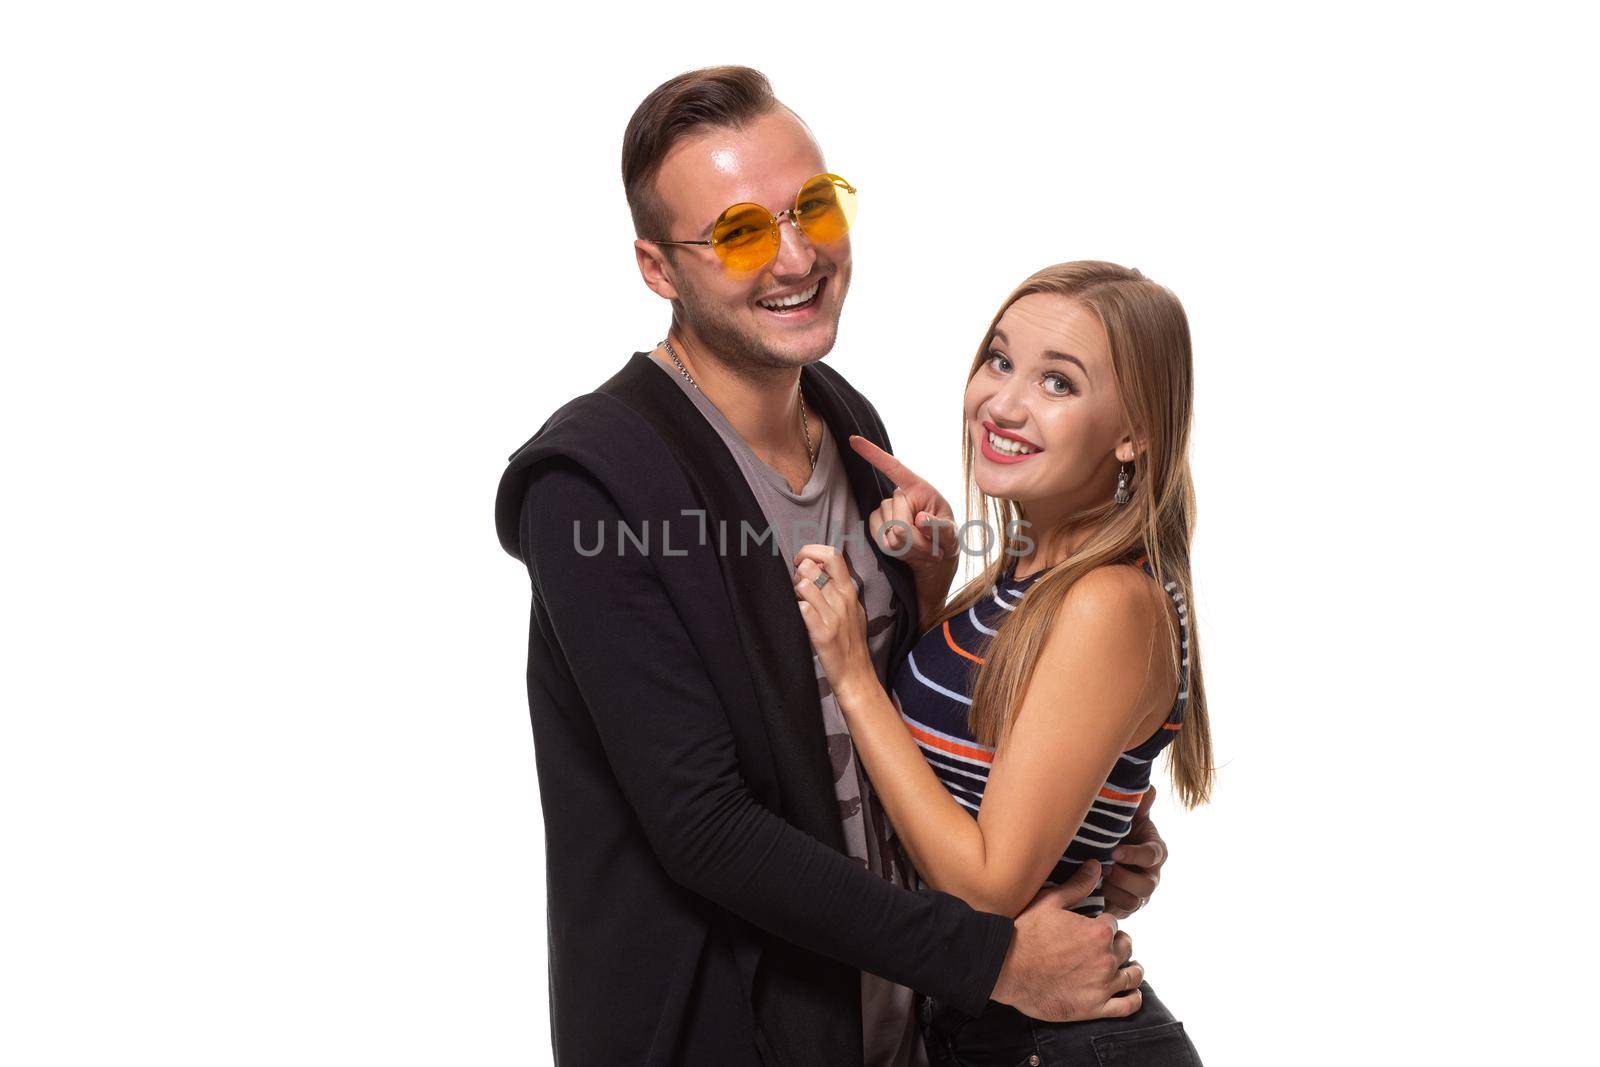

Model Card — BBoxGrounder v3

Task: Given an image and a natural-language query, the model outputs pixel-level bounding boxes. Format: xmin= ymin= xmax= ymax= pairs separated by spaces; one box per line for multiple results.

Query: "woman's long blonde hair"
xmin=932 ymin=260 xmax=1213 ymax=807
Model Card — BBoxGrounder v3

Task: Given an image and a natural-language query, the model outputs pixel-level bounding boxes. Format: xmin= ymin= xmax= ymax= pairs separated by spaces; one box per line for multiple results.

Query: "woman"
xmin=793 ymin=261 xmax=1210 ymax=1065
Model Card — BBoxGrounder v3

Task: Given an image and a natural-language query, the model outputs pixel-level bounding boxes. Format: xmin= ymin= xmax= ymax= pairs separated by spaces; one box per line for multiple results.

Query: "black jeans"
xmin=920 ymin=982 xmax=1202 ymax=1066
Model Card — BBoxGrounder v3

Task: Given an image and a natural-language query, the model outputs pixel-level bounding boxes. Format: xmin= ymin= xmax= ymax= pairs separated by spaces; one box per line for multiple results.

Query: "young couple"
xmin=495 ymin=66 xmax=1209 ymax=1066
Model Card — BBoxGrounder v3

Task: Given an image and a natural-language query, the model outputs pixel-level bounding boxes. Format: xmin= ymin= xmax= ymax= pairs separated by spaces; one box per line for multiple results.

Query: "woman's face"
xmin=963 ymin=293 xmax=1135 ymax=520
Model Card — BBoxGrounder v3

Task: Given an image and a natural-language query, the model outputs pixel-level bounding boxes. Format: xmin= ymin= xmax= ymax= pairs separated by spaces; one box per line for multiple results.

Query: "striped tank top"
xmin=889 ymin=555 xmax=1189 ymax=916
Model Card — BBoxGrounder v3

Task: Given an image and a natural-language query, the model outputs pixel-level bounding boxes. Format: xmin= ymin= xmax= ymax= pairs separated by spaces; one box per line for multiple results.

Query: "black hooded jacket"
xmin=493 ymin=352 xmax=1013 ymax=1066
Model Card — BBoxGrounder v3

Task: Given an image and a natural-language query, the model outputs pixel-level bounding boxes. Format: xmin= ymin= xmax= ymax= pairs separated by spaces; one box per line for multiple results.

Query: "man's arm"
xmin=520 ymin=459 xmax=1012 ymax=1015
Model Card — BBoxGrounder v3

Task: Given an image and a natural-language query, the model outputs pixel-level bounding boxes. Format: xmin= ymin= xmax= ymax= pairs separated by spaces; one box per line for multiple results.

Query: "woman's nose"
xmin=987 ymin=377 xmax=1030 ymax=425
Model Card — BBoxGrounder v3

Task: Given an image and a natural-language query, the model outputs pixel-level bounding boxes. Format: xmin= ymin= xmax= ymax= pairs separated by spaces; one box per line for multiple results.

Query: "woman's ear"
xmin=1115 ymin=429 xmax=1148 ymax=464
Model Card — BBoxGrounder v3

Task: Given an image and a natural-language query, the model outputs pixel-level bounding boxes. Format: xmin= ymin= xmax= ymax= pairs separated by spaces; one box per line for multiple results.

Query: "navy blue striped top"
xmin=888 ymin=555 xmax=1189 ymax=915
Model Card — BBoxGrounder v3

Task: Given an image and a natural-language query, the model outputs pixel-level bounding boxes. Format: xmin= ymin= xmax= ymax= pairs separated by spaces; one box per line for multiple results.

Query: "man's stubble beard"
xmin=670 ymin=266 xmax=844 ymax=376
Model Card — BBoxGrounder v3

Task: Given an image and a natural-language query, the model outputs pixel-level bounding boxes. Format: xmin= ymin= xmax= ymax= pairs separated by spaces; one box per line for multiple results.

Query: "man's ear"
xmin=634 ymin=240 xmax=680 ymax=301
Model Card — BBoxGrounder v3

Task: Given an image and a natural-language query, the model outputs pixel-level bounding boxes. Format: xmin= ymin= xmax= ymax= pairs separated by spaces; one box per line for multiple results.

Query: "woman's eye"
xmin=986 ymin=352 xmax=1010 ymax=373
xmin=1042 ymin=373 xmax=1075 ymax=396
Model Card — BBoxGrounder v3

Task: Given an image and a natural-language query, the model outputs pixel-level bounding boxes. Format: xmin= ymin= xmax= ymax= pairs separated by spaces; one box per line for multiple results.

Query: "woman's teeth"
xmin=987 ymin=431 xmax=1037 ymax=456
xmin=758 ymin=280 xmax=820 ymax=310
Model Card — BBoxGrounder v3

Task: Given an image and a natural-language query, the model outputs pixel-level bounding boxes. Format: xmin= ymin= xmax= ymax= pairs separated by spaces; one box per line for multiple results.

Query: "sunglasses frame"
xmin=647 ymin=172 xmax=858 ymax=271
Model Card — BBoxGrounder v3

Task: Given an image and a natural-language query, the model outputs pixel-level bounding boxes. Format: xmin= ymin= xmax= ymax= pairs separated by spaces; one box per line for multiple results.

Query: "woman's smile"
xmin=978 ymin=419 xmax=1045 ymax=464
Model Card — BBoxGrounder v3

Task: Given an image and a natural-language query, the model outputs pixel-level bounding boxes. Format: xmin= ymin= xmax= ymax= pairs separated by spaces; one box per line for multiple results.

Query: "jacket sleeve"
xmin=519 ymin=458 xmax=1014 ymax=1015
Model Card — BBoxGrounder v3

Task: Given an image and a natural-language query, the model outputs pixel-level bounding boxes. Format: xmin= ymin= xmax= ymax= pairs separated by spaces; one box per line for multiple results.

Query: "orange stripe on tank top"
xmin=943 ymin=620 xmax=986 ymax=665
xmin=902 ymin=718 xmax=995 ymax=765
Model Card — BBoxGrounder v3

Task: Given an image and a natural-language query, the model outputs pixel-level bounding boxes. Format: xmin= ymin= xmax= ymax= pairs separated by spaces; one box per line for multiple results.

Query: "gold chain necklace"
xmin=660 ymin=335 xmax=815 ymax=470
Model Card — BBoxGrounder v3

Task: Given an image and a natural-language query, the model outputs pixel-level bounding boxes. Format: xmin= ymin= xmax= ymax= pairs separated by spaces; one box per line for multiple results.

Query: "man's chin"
xmin=768 ymin=341 xmax=834 ymax=367
xmin=753 ymin=319 xmax=841 ymax=367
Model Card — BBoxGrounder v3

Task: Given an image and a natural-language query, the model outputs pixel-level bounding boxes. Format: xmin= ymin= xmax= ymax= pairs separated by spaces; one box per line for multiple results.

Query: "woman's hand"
xmin=792 ymin=544 xmax=877 ymax=709
xmin=848 ymin=436 xmax=959 ymax=629
xmin=849 ymin=435 xmax=958 ymax=571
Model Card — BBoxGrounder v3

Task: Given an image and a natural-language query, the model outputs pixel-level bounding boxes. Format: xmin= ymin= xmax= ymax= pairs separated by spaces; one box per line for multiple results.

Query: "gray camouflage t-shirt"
xmin=652 ymin=356 xmax=925 ymax=1067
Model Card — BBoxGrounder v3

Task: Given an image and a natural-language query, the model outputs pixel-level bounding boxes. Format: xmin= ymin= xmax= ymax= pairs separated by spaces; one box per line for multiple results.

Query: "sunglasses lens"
xmin=712 ymin=204 xmax=779 ymax=272
xmin=794 ymin=174 xmax=857 ymax=245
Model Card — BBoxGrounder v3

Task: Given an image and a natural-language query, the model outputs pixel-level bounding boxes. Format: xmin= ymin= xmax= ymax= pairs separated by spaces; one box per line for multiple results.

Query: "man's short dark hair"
xmin=622 ymin=66 xmax=781 ymax=242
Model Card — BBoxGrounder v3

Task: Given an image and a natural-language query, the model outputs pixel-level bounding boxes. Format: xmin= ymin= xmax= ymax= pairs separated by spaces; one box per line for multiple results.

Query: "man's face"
xmin=644 ymin=108 xmax=851 ymax=370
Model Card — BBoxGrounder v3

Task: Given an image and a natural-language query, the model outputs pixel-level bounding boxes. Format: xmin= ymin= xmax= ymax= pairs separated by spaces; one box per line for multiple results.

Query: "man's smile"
xmin=755 ymin=276 xmax=825 ymax=318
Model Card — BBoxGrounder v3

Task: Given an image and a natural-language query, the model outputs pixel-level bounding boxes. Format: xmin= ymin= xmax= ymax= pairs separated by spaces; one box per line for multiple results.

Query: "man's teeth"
xmin=987 ymin=431 xmax=1037 ymax=456
xmin=758 ymin=281 xmax=820 ymax=309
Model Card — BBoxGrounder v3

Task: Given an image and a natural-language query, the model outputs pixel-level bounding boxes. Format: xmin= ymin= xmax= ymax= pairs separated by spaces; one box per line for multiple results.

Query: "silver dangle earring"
xmin=1114 ymin=463 xmax=1132 ymax=505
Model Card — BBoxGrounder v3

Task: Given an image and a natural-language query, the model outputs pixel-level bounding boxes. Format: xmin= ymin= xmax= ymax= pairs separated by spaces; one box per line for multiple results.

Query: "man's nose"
xmin=769 ymin=213 xmax=817 ymax=279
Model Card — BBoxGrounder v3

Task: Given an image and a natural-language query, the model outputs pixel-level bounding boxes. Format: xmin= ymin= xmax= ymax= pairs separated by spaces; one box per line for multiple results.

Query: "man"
xmin=494 ymin=66 xmax=1170 ymax=1066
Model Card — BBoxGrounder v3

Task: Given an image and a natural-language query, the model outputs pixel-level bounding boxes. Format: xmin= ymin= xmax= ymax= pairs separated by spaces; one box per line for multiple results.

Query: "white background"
xmin=4 ymin=2 xmax=1596 ymax=1063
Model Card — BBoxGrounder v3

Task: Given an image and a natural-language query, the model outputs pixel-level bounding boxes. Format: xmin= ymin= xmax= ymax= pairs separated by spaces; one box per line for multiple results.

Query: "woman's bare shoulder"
xmin=1053 ymin=563 xmax=1169 ymax=639
xmin=1039 ymin=564 xmax=1178 ymax=743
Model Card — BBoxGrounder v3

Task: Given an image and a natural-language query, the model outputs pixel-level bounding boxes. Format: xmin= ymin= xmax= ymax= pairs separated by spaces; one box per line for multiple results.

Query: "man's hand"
xmin=989 ymin=860 xmax=1144 ymax=1022
xmin=1103 ymin=785 xmax=1169 ymax=919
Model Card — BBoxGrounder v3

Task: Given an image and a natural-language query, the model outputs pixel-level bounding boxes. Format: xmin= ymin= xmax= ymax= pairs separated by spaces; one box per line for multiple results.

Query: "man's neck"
xmin=651 ymin=330 xmax=813 ymax=481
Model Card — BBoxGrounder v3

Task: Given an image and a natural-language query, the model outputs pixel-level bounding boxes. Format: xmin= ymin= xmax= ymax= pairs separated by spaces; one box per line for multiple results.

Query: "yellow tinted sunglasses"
xmin=650 ymin=172 xmax=858 ymax=273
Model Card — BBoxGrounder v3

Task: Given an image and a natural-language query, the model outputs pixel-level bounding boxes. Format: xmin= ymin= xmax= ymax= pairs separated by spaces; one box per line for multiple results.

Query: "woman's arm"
xmin=910 ymin=550 xmax=959 ymax=631
xmin=795 ymin=545 xmax=1175 ymax=918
